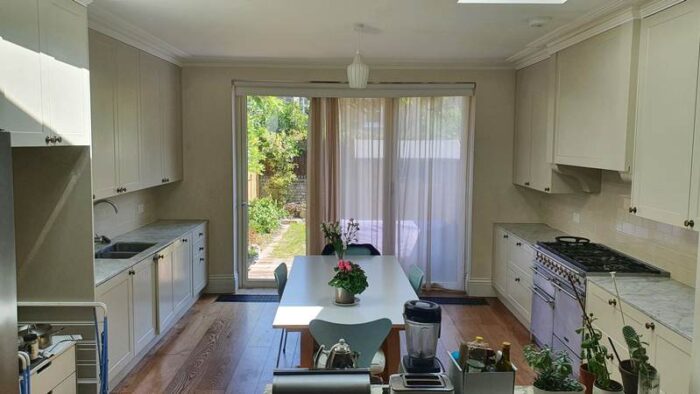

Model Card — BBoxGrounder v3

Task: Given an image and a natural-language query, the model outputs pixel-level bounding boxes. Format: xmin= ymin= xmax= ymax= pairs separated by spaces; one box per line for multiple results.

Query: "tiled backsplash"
xmin=537 ymin=171 xmax=699 ymax=287
xmin=93 ymin=189 xmax=158 ymax=239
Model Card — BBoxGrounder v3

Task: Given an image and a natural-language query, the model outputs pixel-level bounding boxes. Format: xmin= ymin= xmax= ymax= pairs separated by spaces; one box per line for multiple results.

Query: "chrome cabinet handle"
xmin=645 ymin=322 xmax=655 ymax=330
xmin=629 ymin=207 xmax=637 ymax=214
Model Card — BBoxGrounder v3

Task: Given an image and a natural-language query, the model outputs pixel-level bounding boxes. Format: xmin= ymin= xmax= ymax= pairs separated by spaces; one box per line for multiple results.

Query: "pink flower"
xmin=337 ymin=260 xmax=353 ymax=272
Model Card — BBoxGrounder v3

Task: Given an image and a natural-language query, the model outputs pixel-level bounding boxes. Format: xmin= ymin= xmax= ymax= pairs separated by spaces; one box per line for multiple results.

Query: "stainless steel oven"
xmin=530 ymin=265 xmax=555 ymax=349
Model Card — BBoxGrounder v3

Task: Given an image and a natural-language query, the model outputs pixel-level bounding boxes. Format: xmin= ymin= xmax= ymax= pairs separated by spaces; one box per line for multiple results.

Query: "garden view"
xmin=246 ymin=96 xmax=309 ymax=280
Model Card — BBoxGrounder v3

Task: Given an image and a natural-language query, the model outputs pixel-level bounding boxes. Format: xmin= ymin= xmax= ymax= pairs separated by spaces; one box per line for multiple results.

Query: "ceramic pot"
xmin=334 ymin=287 xmax=355 ymax=304
xmin=533 ymin=386 xmax=585 ymax=394
xmin=579 ymin=364 xmax=595 ymax=394
xmin=593 ymin=380 xmax=624 ymax=394
xmin=618 ymin=360 xmax=637 ymax=394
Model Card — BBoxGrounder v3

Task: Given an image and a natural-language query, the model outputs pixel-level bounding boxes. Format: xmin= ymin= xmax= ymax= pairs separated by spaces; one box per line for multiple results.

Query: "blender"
xmin=402 ymin=300 xmax=442 ymax=373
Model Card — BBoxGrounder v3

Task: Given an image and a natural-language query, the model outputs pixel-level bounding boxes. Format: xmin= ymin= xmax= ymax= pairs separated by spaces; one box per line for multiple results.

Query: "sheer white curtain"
xmin=338 ymin=98 xmax=387 ymax=251
xmin=395 ymin=97 xmax=469 ymax=290
xmin=336 ymin=96 xmax=470 ymax=290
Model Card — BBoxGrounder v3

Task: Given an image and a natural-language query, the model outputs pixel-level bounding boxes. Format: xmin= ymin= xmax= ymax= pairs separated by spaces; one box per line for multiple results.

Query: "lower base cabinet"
xmin=492 ymin=226 xmax=533 ymax=326
xmin=96 ymin=270 xmax=133 ymax=379
xmin=132 ymin=258 xmax=157 ymax=354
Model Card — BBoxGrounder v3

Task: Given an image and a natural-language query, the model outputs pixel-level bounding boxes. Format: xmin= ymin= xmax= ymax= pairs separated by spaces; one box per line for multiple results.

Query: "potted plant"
xmin=524 ymin=345 xmax=585 ymax=394
xmin=328 ymin=260 xmax=368 ymax=304
xmin=321 ymin=219 xmax=359 ymax=260
xmin=608 ymin=273 xmax=659 ymax=394
xmin=568 ymin=278 xmax=623 ymax=394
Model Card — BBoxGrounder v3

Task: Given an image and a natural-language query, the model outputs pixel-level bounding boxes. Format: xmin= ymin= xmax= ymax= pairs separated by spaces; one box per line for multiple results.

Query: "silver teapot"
xmin=314 ymin=338 xmax=359 ymax=369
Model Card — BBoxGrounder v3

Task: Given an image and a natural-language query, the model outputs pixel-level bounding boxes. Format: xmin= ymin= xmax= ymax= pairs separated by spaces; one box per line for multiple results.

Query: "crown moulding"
xmin=507 ymin=0 xmax=684 ymax=70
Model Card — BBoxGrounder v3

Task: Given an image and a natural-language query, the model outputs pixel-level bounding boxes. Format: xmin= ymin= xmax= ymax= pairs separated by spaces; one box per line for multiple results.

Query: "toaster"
xmin=389 ymin=373 xmax=455 ymax=393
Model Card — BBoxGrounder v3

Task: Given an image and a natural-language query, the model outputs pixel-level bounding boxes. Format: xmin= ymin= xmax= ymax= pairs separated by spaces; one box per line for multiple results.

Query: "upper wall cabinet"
xmin=554 ymin=21 xmax=639 ymax=172
xmin=90 ymin=31 xmax=142 ymax=199
xmin=89 ymin=29 xmax=183 ymax=199
xmin=631 ymin=1 xmax=700 ymax=230
xmin=0 ymin=0 xmax=91 ymax=147
xmin=513 ymin=57 xmax=601 ymax=193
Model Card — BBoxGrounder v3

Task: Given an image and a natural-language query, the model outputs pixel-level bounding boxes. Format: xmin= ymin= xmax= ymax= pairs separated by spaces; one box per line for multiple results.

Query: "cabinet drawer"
xmin=586 ymin=283 xmax=645 ymax=346
xmin=507 ymin=265 xmax=532 ymax=322
xmin=193 ymin=224 xmax=207 ymax=243
xmin=51 ymin=372 xmax=77 ymax=394
xmin=508 ymin=236 xmax=534 ymax=274
xmin=32 ymin=346 xmax=75 ymax=394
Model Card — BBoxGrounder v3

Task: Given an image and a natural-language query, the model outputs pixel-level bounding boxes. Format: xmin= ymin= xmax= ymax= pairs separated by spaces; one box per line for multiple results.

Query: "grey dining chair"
xmin=274 ymin=262 xmax=288 ymax=367
xmin=407 ymin=264 xmax=425 ymax=295
xmin=321 ymin=243 xmax=381 ymax=256
xmin=309 ymin=318 xmax=392 ymax=376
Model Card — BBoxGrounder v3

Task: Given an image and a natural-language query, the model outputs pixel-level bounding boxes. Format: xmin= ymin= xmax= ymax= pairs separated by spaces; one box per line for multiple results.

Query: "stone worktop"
xmin=94 ymin=220 xmax=207 ymax=286
xmin=496 ymin=222 xmax=569 ymax=245
xmin=587 ymin=275 xmax=694 ymax=341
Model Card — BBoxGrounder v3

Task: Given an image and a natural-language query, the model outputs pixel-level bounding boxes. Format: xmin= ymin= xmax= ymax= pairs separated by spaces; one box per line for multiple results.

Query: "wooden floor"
xmin=114 ymin=295 xmax=535 ymax=393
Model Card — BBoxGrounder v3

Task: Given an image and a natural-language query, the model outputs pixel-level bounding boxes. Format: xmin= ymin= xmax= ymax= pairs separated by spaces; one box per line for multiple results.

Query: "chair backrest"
xmin=408 ymin=264 xmax=425 ymax=295
xmin=309 ymin=318 xmax=392 ymax=368
xmin=274 ymin=263 xmax=288 ymax=297
xmin=321 ymin=243 xmax=381 ymax=256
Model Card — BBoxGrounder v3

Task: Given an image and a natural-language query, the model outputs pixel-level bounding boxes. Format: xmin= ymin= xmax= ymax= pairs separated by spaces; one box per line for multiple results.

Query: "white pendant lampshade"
xmin=347 ymin=51 xmax=369 ymax=89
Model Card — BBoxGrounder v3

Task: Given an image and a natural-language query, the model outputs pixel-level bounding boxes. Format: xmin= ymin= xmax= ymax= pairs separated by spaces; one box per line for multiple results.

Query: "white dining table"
xmin=272 ymin=255 xmax=418 ymax=379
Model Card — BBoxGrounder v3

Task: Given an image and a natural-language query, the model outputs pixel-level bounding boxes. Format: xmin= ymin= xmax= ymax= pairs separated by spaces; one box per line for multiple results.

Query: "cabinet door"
xmin=555 ymin=22 xmax=637 ymax=171
xmin=96 ymin=270 xmax=133 ymax=379
xmin=513 ymin=69 xmax=532 ymax=187
xmin=139 ymin=52 xmax=164 ymax=188
xmin=162 ymin=62 xmax=183 ymax=183
xmin=492 ymin=228 xmax=509 ymax=294
xmin=37 ymin=0 xmax=90 ymax=146
xmin=0 ymin=0 xmax=44 ymax=140
xmin=157 ymin=246 xmax=175 ymax=331
xmin=507 ymin=265 xmax=532 ymax=324
xmin=528 ymin=57 xmax=555 ymax=192
xmin=132 ymin=257 xmax=156 ymax=354
xmin=89 ymin=31 xmax=118 ymax=199
xmin=115 ymin=41 xmax=141 ymax=192
xmin=634 ymin=1 xmax=700 ymax=228
xmin=653 ymin=323 xmax=691 ymax=394
xmin=172 ymin=235 xmax=192 ymax=313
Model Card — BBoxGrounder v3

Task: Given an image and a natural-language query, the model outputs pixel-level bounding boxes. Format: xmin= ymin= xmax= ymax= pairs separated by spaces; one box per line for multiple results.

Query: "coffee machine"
xmin=402 ymin=300 xmax=442 ymax=373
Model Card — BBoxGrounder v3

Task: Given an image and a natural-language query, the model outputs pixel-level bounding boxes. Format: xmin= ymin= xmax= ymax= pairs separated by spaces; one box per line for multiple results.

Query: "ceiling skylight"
xmin=457 ymin=0 xmax=567 ymax=3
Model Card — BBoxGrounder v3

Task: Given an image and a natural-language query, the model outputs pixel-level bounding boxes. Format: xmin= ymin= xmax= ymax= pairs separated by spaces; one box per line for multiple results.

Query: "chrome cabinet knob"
xmin=645 ymin=322 xmax=655 ymax=330
xmin=684 ymin=219 xmax=695 ymax=228
xmin=629 ymin=207 xmax=637 ymax=214
xmin=608 ymin=299 xmax=617 ymax=307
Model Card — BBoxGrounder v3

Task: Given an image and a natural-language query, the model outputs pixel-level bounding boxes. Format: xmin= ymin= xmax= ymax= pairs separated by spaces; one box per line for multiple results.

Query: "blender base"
xmin=401 ymin=355 xmax=443 ymax=374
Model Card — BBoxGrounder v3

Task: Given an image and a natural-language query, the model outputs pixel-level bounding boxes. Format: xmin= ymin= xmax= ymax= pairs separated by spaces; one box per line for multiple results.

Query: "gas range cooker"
xmin=535 ymin=236 xmax=668 ymax=285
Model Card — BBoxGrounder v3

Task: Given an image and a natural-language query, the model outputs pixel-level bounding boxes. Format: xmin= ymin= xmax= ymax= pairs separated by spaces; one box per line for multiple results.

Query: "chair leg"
xmin=276 ymin=329 xmax=285 ymax=368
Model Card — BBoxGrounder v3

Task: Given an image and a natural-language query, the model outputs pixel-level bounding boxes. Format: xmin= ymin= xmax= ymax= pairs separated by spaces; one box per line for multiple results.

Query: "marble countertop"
xmin=94 ymin=220 xmax=207 ymax=286
xmin=496 ymin=222 xmax=568 ymax=245
xmin=587 ymin=276 xmax=694 ymax=340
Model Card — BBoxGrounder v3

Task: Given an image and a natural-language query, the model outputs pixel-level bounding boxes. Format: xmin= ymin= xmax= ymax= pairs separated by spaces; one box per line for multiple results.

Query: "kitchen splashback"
xmin=93 ymin=188 xmax=159 ymax=239
xmin=536 ymin=171 xmax=698 ymax=287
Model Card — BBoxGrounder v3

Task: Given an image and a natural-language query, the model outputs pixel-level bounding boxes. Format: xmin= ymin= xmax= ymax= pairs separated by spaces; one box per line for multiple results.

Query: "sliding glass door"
xmin=337 ymin=97 xmax=470 ymax=290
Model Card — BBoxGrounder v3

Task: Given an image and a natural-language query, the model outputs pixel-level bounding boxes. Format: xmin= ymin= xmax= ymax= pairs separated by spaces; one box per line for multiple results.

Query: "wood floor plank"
xmin=116 ymin=296 xmax=537 ymax=392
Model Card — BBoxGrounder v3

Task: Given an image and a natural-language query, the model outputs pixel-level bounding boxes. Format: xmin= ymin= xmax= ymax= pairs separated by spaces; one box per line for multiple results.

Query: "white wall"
xmin=155 ymin=64 xmax=541 ymax=293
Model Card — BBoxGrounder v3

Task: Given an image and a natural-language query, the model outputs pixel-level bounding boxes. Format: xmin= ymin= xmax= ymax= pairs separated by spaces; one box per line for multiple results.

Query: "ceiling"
xmin=88 ymin=0 xmax=610 ymax=66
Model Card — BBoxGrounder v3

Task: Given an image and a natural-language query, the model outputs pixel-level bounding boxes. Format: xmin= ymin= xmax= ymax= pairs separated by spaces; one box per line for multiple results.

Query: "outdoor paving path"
xmin=249 ymin=223 xmax=292 ymax=280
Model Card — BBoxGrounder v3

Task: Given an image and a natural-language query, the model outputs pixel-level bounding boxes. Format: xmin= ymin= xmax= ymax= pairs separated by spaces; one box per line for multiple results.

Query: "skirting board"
xmin=206 ymin=274 xmax=237 ymax=294
xmin=467 ymin=278 xmax=496 ymax=297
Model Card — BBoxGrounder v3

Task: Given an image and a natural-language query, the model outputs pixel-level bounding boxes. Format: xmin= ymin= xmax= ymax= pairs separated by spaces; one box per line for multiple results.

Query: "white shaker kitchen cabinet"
xmin=139 ymin=52 xmax=165 ymax=189
xmin=513 ymin=67 xmax=532 ymax=188
xmin=89 ymin=31 xmax=142 ymax=198
xmin=132 ymin=257 xmax=157 ymax=355
xmin=172 ymin=234 xmax=193 ymax=314
xmin=492 ymin=227 xmax=509 ymax=295
xmin=513 ymin=57 xmax=599 ymax=193
xmin=653 ymin=322 xmax=691 ymax=394
xmin=88 ymin=31 xmax=118 ymax=199
xmin=555 ymin=21 xmax=638 ymax=172
xmin=0 ymin=0 xmax=43 ymax=138
xmin=632 ymin=1 xmax=700 ymax=229
xmin=192 ymin=225 xmax=207 ymax=294
xmin=156 ymin=244 xmax=176 ymax=331
xmin=161 ymin=62 xmax=183 ymax=184
xmin=1 ymin=0 xmax=91 ymax=147
xmin=95 ymin=270 xmax=133 ymax=380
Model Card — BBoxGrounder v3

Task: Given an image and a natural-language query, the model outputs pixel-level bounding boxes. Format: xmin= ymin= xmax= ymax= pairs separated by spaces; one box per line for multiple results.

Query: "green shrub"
xmin=249 ymin=197 xmax=286 ymax=234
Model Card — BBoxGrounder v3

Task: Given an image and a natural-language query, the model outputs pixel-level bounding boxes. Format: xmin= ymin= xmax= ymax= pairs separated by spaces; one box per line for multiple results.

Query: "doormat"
xmin=418 ymin=296 xmax=488 ymax=306
xmin=216 ymin=294 xmax=279 ymax=303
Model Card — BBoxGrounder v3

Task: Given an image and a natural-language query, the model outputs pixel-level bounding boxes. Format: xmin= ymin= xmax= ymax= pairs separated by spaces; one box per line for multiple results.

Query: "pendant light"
xmin=347 ymin=23 xmax=369 ymax=89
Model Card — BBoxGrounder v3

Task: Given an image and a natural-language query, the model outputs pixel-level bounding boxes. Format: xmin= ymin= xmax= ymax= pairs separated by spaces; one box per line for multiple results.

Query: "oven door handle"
xmin=531 ymin=286 xmax=554 ymax=306
xmin=551 ymin=280 xmax=577 ymax=300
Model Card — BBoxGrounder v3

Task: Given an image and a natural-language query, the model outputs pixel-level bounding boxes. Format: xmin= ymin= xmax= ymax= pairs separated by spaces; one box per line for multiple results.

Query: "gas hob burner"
xmin=537 ymin=237 xmax=664 ymax=275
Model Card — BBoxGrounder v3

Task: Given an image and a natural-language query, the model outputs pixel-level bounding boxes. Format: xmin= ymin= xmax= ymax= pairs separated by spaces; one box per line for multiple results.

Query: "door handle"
xmin=241 ymin=202 xmax=248 ymax=207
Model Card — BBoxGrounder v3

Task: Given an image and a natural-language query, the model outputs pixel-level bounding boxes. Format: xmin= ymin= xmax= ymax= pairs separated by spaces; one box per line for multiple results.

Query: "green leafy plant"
xmin=524 ymin=345 xmax=583 ymax=392
xmin=328 ymin=260 xmax=369 ymax=295
xmin=321 ymin=220 xmax=360 ymax=259
xmin=249 ymin=197 xmax=286 ymax=234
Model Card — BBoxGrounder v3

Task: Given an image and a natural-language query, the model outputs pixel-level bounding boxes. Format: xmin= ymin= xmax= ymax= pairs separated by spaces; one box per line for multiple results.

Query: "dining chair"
xmin=309 ymin=318 xmax=392 ymax=376
xmin=321 ymin=243 xmax=381 ymax=256
xmin=408 ymin=264 xmax=425 ymax=295
xmin=274 ymin=263 xmax=288 ymax=367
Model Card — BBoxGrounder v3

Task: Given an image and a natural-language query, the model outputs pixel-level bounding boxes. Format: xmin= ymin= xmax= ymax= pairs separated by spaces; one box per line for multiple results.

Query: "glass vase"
xmin=638 ymin=371 xmax=660 ymax=394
